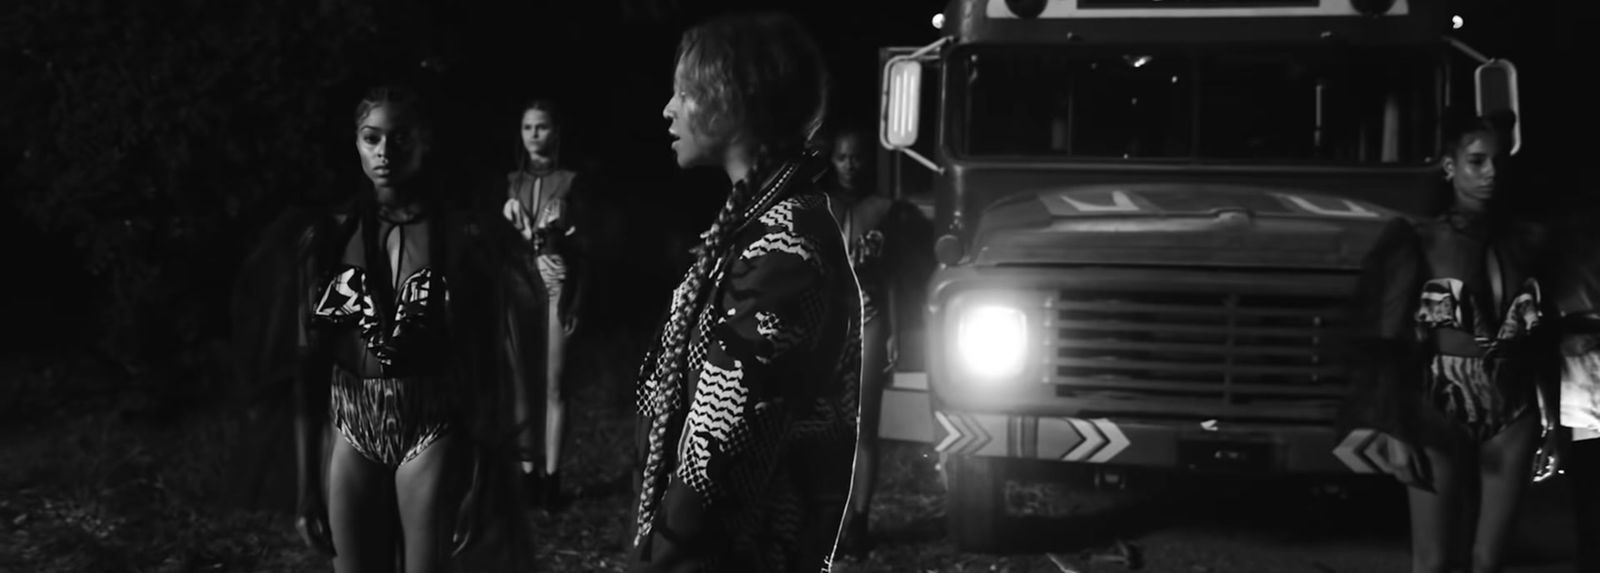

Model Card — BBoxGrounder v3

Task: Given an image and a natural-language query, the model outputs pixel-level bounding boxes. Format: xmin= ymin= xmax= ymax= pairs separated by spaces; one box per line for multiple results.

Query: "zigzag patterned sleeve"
xmin=674 ymin=218 xmax=828 ymax=511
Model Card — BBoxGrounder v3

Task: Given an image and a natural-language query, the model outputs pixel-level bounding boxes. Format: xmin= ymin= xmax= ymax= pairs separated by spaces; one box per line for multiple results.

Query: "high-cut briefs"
xmin=328 ymin=365 xmax=459 ymax=469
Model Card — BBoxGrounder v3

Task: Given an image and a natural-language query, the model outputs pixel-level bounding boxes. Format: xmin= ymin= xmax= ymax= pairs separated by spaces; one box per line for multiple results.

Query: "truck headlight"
xmin=956 ymin=305 xmax=1029 ymax=381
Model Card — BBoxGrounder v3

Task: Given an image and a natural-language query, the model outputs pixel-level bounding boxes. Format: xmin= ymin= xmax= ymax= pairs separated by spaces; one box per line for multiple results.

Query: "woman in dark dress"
xmin=821 ymin=126 xmax=907 ymax=558
xmin=501 ymin=98 xmax=588 ymax=509
xmin=232 ymin=85 xmax=543 ymax=573
xmin=629 ymin=11 xmax=862 ymax=572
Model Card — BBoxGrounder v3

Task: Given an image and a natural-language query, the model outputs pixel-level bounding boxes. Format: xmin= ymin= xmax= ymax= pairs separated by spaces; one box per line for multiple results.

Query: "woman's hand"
xmin=296 ymin=490 xmax=336 ymax=556
xmin=1533 ymin=425 xmax=1569 ymax=483
xmin=884 ymin=334 xmax=899 ymax=374
xmin=451 ymin=451 xmax=486 ymax=557
xmin=1375 ymin=432 xmax=1432 ymax=492
xmin=503 ymin=198 xmax=535 ymax=242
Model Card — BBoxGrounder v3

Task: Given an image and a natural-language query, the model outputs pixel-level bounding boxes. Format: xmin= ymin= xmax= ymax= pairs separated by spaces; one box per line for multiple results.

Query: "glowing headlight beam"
xmin=956 ymin=305 xmax=1029 ymax=381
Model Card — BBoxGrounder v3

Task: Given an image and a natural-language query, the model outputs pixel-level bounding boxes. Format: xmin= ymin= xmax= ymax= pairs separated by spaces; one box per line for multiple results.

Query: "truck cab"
xmin=874 ymin=0 xmax=1522 ymax=551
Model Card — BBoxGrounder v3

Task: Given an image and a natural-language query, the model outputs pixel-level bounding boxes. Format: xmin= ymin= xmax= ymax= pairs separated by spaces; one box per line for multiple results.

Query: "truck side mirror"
xmin=882 ymin=59 xmax=925 ymax=149
xmin=1474 ymin=59 xmax=1521 ymax=155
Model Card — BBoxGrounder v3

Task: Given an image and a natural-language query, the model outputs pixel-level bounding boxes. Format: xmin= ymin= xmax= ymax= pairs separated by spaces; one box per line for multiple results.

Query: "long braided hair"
xmin=632 ymin=13 xmax=830 ymax=547
xmin=627 ymin=10 xmax=825 ymax=547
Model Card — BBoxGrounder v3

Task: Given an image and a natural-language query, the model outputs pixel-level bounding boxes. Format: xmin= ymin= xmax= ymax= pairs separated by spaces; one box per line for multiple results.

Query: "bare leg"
xmin=849 ymin=316 xmax=890 ymax=517
xmin=1408 ymin=417 xmax=1470 ymax=573
xmin=545 ymin=297 xmax=567 ymax=478
xmin=396 ymin=433 xmax=466 ymax=573
xmin=328 ymin=435 xmax=398 ymax=573
xmin=1469 ymin=412 xmax=1539 ymax=573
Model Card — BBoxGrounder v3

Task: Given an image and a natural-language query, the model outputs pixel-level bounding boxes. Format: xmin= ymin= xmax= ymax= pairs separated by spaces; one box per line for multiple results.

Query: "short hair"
xmin=673 ymin=11 xmax=830 ymax=160
xmin=1441 ymin=111 xmax=1511 ymax=158
xmin=827 ymin=125 xmax=872 ymax=149
xmin=1433 ymin=110 xmax=1516 ymax=218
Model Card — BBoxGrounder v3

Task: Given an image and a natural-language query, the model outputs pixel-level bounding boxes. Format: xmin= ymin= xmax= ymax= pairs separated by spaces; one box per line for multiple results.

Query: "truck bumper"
xmin=879 ymin=373 xmax=1390 ymax=476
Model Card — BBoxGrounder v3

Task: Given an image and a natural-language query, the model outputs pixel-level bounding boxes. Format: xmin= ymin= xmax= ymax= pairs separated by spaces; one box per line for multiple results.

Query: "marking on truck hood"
xmin=1057 ymin=190 xmax=1141 ymax=213
xmin=1274 ymin=193 xmax=1381 ymax=219
xmin=1333 ymin=428 xmax=1382 ymax=473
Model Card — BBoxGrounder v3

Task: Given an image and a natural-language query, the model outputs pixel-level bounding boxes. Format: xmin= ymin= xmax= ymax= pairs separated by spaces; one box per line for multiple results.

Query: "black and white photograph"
xmin=1 ymin=0 xmax=1595 ymax=571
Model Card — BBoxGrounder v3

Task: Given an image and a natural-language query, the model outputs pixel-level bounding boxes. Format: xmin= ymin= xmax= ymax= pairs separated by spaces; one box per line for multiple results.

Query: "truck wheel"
xmin=943 ymin=453 xmax=1007 ymax=552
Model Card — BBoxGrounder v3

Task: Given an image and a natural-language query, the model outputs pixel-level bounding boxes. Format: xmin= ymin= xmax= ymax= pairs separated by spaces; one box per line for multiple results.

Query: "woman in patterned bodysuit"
xmin=1396 ymin=116 xmax=1561 ymax=573
xmin=501 ymin=99 xmax=586 ymax=508
xmin=234 ymin=85 xmax=543 ymax=573
xmin=629 ymin=12 xmax=861 ymax=572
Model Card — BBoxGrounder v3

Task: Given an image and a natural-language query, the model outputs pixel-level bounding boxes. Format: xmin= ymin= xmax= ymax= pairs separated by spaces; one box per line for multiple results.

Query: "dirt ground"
xmin=0 ymin=349 xmax=1581 ymax=573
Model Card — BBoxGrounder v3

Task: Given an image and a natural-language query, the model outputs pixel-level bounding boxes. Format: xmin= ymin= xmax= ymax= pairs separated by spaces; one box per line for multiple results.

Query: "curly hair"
xmin=672 ymin=11 xmax=830 ymax=166
xmin=633 ymin=13 xmax=832 ymax=546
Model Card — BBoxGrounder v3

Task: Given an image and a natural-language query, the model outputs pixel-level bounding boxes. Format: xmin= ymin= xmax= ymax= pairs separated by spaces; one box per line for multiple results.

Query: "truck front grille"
xmin=1047 ymin=282 xmax=1355 ymax=423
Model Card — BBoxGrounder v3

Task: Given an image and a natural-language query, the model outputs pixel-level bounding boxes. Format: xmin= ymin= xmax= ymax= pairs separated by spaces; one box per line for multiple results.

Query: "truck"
xmin=873 ymin=0 xmax=1523 ymax=551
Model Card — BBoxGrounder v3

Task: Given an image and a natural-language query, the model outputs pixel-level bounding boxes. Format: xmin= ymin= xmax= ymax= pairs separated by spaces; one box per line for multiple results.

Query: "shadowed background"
xmin=0 ymin=0 xmax=1591 ymax=571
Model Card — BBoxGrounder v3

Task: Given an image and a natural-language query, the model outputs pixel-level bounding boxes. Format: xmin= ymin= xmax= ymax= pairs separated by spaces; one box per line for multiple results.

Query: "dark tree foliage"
xmin=2 ymin=0 xmax=393 ymax=403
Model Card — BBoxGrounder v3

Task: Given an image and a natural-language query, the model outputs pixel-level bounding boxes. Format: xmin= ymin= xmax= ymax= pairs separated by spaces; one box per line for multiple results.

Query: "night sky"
xmin=0 ymin=0 xmax=1594 ymax=372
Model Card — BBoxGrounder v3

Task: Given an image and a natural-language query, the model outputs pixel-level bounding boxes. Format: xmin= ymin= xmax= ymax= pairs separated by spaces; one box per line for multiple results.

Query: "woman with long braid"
xmin=629 ymin=11 xmax=862 ymax=572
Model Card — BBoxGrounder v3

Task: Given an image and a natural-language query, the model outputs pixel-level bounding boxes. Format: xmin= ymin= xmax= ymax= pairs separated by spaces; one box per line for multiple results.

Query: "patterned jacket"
xmin=631 ymin=164 xmax=863 ymax=572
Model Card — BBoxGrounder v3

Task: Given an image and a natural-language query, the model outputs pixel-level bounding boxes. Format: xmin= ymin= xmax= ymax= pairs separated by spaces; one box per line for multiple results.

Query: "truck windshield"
xmin=958 ymin=46 xmax=1442 ymax=164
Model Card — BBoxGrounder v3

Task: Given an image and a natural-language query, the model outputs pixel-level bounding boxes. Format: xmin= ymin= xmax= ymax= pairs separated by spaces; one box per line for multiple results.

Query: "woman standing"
xmin=629 ymin=11 xmax=861 ymax=572
xmin=233 ymin=85 xmax=542 ymax=573
xmin=822 ymin=126 xmax=900 ymax=558
xmin=1387 ymin=115 xmax=1561 ymax=573
xmin=502 ymin=98 xmax=586 ymax=509
xmin=1553 ymin=221 xmax=1600 ymax=570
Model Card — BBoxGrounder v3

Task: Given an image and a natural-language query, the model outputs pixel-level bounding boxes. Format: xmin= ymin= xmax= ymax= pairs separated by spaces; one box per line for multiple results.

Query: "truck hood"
xmin=971 ymin=183 xmax=1407 ymax=270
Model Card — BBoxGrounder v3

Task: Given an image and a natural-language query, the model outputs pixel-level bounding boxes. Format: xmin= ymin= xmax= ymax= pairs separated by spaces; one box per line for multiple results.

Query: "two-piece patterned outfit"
xmin=310 ymin=212 xmax=458 ymax=468
xmin=1414 ymin=210 xmax=1546 ymax=442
